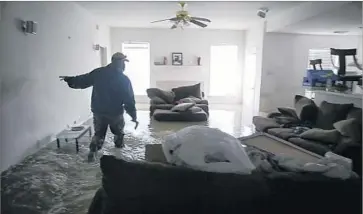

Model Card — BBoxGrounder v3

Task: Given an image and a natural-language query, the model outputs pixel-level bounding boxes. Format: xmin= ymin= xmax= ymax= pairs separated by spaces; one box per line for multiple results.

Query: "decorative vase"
xmin=163 ymin=57 xmax=167 ymax=65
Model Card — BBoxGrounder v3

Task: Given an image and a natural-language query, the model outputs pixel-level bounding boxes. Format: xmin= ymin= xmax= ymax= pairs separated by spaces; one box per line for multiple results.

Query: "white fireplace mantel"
xmin=151 ymin=64 xmax=206 ymax=82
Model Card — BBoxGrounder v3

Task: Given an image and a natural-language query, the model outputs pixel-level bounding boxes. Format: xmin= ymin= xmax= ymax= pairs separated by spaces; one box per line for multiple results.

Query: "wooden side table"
xmin=56 ymin=125 xmax=92 ymax=153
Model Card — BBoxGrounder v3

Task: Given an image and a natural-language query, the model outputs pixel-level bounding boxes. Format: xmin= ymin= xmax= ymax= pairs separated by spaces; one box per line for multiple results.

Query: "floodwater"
xmin=1 ymin=110 xmax=253 ymax=214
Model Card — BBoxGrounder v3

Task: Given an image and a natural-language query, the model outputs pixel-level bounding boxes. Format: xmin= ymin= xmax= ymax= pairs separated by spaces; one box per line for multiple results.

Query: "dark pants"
xmin=90 ymin=113 xmax=125 ymax=151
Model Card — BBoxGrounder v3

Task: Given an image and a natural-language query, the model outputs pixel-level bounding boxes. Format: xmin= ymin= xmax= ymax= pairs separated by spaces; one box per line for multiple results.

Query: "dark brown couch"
xmin=253 ymin=95 xmax=362 ymax=175
xmin=88 ymin=155 xmax=361 ymax=214
xmin=147 ymin=83 xmax=209 ymax=122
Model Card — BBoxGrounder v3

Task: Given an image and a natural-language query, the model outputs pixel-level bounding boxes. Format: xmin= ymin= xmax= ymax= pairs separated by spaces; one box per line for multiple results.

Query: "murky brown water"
xmin=1 ymin=110 xmax=253 ymax=214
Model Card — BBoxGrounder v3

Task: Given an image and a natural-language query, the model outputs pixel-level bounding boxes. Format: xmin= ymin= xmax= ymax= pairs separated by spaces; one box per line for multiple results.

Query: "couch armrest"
xmin=334 ymin=143 xmax=362 ymax=176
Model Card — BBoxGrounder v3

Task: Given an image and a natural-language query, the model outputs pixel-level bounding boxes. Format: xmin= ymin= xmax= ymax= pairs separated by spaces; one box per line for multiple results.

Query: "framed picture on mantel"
xmin=172 ymin=52 xmax=183 ymax=66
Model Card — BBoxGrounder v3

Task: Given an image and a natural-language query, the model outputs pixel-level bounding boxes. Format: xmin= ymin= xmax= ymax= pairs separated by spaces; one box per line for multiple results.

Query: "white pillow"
xmin=188 ymin=106 xmax=203 ymax=113
xmin=171 ymin=103 xmax=195 ymax=112
xmin=178 ymin=97 xmax=196 ymax=104
xmin=188 ymin=96 xmax=202 ymax=103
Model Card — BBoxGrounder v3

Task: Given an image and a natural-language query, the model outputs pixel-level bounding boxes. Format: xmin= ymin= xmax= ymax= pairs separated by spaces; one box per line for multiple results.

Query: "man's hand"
xmin=60 ymin=76 xmax=77 ymax=88
xmin=59 ymin=76 xmax=71 ymax=82
xmin=131 ymin=119 xmax=139 ymax=130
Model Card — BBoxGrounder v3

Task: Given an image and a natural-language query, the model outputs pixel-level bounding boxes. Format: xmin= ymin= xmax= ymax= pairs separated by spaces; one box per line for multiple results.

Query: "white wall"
xmin=110 ymin=27 xmax=245 ymax=103
xmin=0 ymin=2 xmax=110 ymax=172
xmin=260 ymin=33 xmax=362 ymax=113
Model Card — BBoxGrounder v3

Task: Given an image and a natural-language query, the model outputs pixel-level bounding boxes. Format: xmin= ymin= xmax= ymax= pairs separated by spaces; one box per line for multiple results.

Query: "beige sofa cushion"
xmin=300 ymin=128 xmax=340 ymax=145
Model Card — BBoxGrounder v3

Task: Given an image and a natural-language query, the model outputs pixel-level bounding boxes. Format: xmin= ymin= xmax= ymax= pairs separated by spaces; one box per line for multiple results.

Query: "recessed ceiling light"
xmin=333 ymin=30 xmax=349 ymax=34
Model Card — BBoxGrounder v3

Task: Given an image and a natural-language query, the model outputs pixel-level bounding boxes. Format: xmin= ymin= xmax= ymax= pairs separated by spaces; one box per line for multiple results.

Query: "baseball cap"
xmin=111 ymin=52 xmax=129 ymax=62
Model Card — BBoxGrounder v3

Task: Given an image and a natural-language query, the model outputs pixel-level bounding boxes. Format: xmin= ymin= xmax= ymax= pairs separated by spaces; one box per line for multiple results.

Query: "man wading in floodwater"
xmin=60 ymin=52 xmax=138 ymax=162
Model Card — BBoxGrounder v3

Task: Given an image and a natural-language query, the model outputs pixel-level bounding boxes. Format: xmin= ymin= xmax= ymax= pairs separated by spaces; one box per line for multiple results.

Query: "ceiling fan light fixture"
xmin=150 ymin=2 xmax=211 ymax=29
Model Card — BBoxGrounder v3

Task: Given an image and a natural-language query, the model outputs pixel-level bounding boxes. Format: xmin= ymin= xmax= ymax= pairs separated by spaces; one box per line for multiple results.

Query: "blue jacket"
xmin=66 ymin=65 xmax=137 ymax=119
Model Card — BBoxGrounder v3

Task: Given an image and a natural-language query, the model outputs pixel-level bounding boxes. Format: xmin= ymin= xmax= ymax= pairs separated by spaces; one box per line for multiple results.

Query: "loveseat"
xmin=147 ymin=83 xmax=209 ymax=122
xmin=87 ymin=154 xmax=361 ymax=214
xmin=253 ymin=95 xmax=362 ymax=175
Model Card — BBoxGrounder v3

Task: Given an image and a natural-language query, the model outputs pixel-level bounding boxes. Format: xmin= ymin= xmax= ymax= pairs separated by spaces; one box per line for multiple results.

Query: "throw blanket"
xmin=162 ymin=126 xmax=256 ymax=174
xmin=245 ymin=146 xmax=357 ymax=179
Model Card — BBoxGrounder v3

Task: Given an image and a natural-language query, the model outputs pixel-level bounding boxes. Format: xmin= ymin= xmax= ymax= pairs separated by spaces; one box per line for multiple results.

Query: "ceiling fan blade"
xmin=151 ymin=17 xmax=177 ymax=23
xmin=190 ymin=19 xmax=208 ymax=28
xmin=151 ymin=19 xmax=170 ymax=23
xmin=191 ymin=17 xmax=211 ymax=22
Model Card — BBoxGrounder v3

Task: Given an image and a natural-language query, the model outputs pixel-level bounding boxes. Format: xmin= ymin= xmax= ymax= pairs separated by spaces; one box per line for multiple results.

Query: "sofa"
xmin=147 ymin=83 xmax=209 ymax=122
xmin=88 ymin=154 xmax=361 ymax=214
xmin=253 ymin=95 xmax=362 ymax=175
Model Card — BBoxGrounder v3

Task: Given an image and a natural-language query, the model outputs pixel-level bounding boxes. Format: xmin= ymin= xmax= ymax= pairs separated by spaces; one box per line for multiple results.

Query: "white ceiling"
xmin=77 ymin=1 xmax=302 ymax=30
xmin=276 ymin=2 xmax=362 ymax=36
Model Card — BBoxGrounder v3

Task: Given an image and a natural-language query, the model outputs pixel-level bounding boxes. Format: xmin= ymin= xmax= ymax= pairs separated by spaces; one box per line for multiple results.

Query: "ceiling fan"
xmin=151 ymin=2 xmax=211 ymax=29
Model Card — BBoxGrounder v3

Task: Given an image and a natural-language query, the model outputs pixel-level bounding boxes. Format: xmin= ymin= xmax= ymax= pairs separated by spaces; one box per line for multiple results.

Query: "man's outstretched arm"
xmin=123 ymin=77 xmax=137 ymax=122
xmin=62 ymin=69 xmax=98 ymax=89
